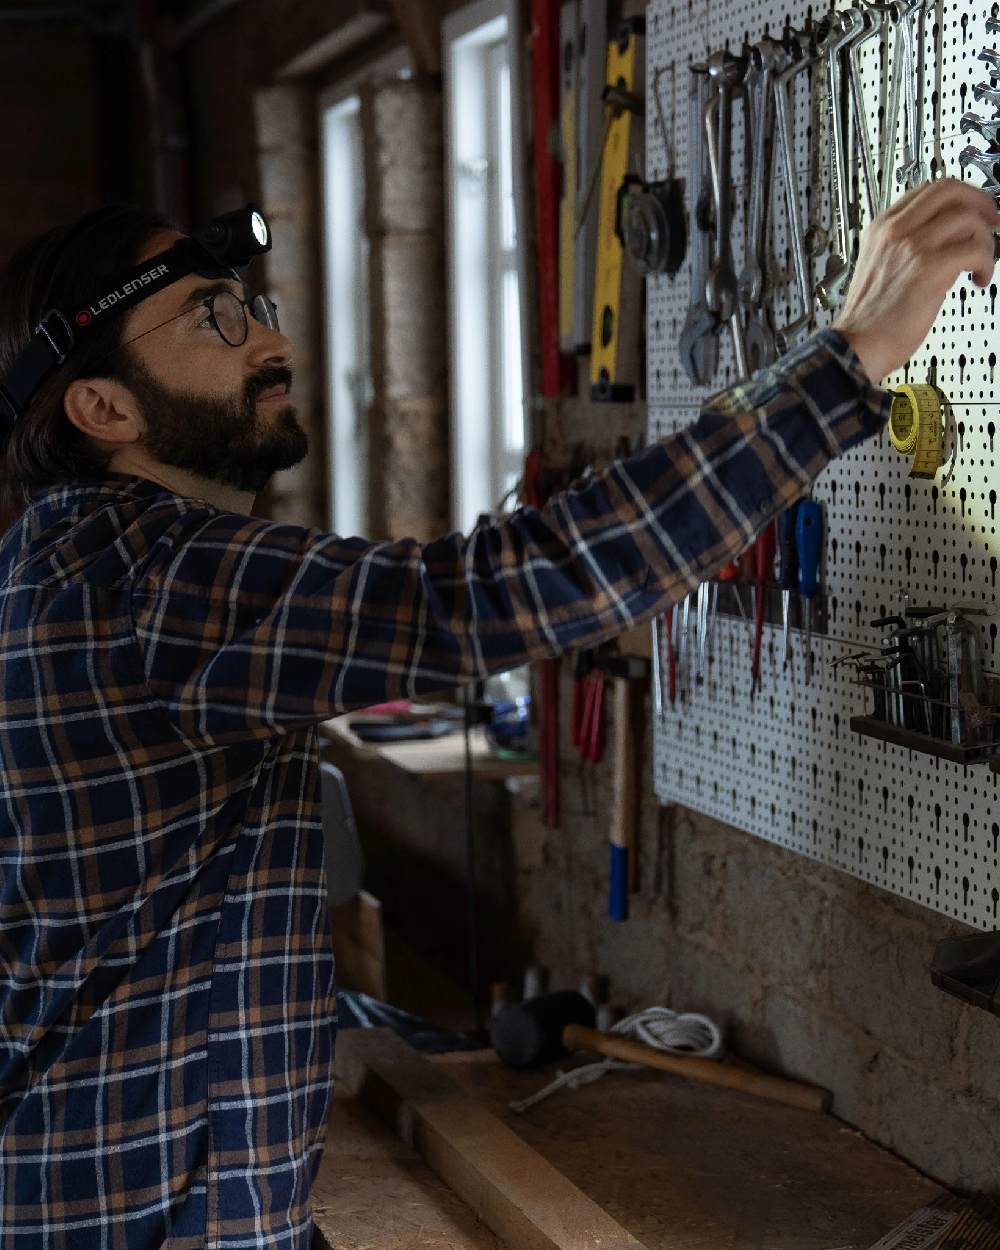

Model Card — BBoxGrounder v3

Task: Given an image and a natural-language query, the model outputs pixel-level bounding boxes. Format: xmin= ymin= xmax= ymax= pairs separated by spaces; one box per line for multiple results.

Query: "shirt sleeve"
xmin=130 ymin=328 xmax=889 ymax=741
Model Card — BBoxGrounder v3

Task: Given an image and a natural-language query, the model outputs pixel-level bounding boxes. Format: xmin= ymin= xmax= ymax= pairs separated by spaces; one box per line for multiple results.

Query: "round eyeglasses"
xmin=119 ymin=289 xmax=280 ymax=351
xmin=202 ymin=290 xmax=280 ymax=345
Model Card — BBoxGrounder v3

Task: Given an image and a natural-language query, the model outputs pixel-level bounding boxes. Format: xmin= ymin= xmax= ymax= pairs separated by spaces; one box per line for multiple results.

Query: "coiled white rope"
xmin=509 ymin=1005 xmax=724 ymax=1114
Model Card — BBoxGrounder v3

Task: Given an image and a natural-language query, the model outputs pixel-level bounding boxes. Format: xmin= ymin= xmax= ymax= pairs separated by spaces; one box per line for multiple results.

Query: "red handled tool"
xmin=751 ymin=522 xmax=777 ymax=695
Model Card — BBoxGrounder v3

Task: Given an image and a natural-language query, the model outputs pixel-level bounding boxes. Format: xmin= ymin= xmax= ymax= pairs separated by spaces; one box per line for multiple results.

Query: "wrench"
xmin=878 ymin=5 xmax=907 ymax=211
xmin=843 ymin=8 xmax=880 ymax=218
xmin=678 ymin=64 xmax=721 ymax=387
xmin=961 ymin=111 xmax=1000 ymax=145
xmin=773 ymin=45 xmax=816 ymax=351
xmin=959 ymin=145 xmax=1000 ymax=180
xmin=988 ymin=16 xmax=1000 ymax=35
xmin=740 ymin=39 xmax=785 ymax=372
xmin=973 ymin=81 xmax=1000 ymax=109
xmin=815 ymin=18 xmax=855 ymax=309
xmin=895 ymin=0 xmax=928 ymax=189
xmin=979 ymin=47 xmax=1000 ymax=78
xmin=705 ymin=50 xmax=748 ymax=377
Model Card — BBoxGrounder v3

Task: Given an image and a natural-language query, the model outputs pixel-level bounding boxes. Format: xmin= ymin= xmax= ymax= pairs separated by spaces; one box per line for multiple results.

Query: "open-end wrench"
xmin=705 ymin=50 xmax=748 ymax=378
xmin=878 ymin=6 xmax=906 ymax=211
xmin=844 ymin=8 xmax=880 ymax=218
xmin=804 ymin=38 xmax=829 ymax=259
xmin=815 ymin=19 xmax=854 ymax=309
xmin=894 ymin=0 xmax=928 ymax=189
xmin=740 ymin=38 xmax=786 ymax=372
xmin=961 ymin=111 xmax=1000 ymax=145
xmin=679 ymin=64 xmax=721 ymax=387
xmin=773 ymin=45 xmax=817 ymax=351
xmin=988 ymin=16 xmax=1000 ymax=35
xmin=973 ymin=81 xmax=1000 ymax=109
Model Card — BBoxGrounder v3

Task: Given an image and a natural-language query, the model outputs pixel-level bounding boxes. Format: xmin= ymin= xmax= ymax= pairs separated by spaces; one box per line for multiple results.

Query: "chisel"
xmin=776 ymin=502 xmax=800 ymax=667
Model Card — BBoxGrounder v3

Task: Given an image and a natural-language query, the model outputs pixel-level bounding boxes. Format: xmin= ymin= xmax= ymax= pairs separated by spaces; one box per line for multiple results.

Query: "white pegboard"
xmin=646 ymin=0 xmax=1000 ymax=930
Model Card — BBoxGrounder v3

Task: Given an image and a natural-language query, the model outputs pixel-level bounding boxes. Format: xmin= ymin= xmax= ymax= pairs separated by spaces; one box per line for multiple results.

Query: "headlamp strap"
xmin=0 ymin=238 xmax=233 ymax=426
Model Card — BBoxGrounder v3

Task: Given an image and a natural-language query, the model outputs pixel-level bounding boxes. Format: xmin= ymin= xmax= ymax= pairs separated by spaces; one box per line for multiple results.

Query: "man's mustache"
xmin=245 ymin=366 xmax=293 ymax=404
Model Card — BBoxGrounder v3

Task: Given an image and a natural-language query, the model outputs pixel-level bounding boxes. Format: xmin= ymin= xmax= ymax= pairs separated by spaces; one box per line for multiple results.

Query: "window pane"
xmin=502 ymin=267 xmax=524 ymax=453
xmin=497 ymin=58 xmax=516 ymax=251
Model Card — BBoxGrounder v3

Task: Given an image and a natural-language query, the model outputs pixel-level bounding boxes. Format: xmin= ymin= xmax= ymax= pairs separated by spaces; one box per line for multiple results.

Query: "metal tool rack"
xmin=647 ymin=0 xmax=1000 ymax=930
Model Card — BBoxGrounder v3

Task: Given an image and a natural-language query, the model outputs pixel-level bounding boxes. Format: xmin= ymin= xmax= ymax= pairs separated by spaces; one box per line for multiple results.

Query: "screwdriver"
xmin=796 ymin=499 xmax=823 ymax=683
xmin=776 ymin=502 xmax=801 ymax=668
xmin=717 ymin=551 xmax=753 ymax=647
xmin=751 ymin=522 xmax=777 ymax=695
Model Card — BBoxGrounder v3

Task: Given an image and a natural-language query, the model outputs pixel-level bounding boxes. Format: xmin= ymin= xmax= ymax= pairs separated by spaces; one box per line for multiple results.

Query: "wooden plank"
xmin=320 ymin=717 xmax=538 ymax=780
xmin=312 ymin=1091 xmax=505 ymax=1249
xmin=335 ymin=1029 xmax=649 ymax=1250
xmin=443 ymin=1055 xmax=946 ymax=1250
xmin=330 ymin=890 xmax=387 ymax=1000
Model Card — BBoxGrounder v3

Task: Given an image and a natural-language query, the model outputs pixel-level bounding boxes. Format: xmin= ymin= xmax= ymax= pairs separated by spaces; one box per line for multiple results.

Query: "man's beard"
xmin=117 ymin=354 xmax=309 ymax=494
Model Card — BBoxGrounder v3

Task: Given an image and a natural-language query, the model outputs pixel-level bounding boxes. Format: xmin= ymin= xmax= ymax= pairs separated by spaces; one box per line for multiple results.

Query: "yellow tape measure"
xmin=888 ymin=384 xmax=943 ymax=479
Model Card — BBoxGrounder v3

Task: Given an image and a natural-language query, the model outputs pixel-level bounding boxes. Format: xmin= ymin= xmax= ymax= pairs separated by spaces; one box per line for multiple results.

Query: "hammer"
xmin=490 ymin=992 xmax=830 ymax=1114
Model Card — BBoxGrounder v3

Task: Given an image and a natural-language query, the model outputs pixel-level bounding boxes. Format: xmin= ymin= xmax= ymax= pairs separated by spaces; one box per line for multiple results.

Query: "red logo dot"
xmin=75 ymin=310 xmax=92 ymax=327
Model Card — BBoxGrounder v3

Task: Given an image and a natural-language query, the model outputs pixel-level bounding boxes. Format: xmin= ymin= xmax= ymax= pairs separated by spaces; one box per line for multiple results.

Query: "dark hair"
xmin=0 ymin=204 xmax=175 ymax=515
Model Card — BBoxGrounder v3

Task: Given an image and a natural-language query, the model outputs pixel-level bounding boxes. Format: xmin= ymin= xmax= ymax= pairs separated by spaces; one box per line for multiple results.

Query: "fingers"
xmin=932 ymin=236 xmax=997 ymax=289
xmin=914 ymin=207 xmax=999 ymax=259
xmin=878 ymin=177 xmax=1000 ymax=235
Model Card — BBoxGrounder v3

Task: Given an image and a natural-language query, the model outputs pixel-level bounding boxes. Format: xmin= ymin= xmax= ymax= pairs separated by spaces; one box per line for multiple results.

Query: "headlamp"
xmin=0 ymin=203 xmax=273 ymax=429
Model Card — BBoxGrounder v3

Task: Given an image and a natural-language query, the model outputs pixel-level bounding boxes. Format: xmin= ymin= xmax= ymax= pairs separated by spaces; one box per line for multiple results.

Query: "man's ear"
xmin=63 ymin=377 xmax=143 ymax=449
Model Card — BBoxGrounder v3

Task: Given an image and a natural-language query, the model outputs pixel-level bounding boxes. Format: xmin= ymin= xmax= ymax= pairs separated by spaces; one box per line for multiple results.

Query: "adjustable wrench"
xmin=705 ymin=50 xmax=748 ymax=378
xmin=679 ymin=64 xmax=721 ymax=387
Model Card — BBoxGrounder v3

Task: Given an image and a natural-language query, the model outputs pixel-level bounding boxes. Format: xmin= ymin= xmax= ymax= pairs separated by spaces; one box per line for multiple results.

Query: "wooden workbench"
xmin=328 ymin=1030 xmax=945 ymax=1250
xmin=320 ymin=716 xmax=538 ymax=781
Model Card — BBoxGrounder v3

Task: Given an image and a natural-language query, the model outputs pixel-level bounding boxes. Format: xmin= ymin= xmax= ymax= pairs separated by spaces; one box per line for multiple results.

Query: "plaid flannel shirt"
xmin=0 ymin=328 xmax=888 ymax=1248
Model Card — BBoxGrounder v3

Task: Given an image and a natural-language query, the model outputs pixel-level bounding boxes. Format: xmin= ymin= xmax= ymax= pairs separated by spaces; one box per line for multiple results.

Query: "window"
xmin=320 ymin=96 xmax=369 ymax=536
xmin=444 ymin=1 xmax=530 ymax=532
xmin=319 ymin=50 xmax=410 ymax=536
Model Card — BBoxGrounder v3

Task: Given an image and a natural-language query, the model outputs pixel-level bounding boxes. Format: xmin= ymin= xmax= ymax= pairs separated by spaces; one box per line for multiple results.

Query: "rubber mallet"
xmin=490 ymin=991 xmax=830 ymax=1113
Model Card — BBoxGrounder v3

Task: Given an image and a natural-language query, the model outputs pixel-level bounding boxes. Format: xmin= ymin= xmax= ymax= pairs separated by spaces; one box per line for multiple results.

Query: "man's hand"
xmin=832 ymin=178 xmax=1000 ymax=386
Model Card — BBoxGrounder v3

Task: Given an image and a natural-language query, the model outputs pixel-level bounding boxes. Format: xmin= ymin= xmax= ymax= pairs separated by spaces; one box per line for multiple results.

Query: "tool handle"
xmin=717 ymin=559 xmax=741 ymax=582
xmin=737 ymin=549 xmax=755 ymax=581
xmin=776 ymin=503 xmax=799 ymax=591
xmin=796 ymin=499 xmax=823 ymax=599
xmin=609 ymin=679 xmax=636 ymax=921
xmin=561 ymin=1023 xmax=831 ymax=1114
xmin=754 ymin=522 xmax=777 ymax=585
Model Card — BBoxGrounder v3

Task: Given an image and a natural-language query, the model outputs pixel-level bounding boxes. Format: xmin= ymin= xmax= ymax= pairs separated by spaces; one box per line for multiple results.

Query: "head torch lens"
xmin=251 ymin=212 xmax=269 ymax=247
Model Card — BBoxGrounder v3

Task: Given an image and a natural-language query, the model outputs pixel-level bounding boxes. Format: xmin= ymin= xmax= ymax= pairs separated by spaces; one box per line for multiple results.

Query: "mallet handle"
xmin=561 ymin=1024 xmax=831 ymax=1114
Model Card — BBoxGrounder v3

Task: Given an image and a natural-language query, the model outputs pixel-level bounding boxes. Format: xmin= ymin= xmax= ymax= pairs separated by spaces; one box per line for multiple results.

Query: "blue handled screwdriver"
xmin=776 ymin=502 xmax=800 ymax=668
xmin=796 ymin=499 xmax=823 ymax=683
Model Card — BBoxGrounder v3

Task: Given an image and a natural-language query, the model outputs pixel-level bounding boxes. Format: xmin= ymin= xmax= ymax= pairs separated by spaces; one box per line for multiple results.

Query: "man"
xmin=0 ymin=180 xmax=994 ymax=1249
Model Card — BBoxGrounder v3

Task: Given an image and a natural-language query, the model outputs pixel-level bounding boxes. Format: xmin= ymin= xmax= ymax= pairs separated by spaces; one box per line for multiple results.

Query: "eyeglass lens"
xmin=209 ymin=291 xmax=280 ymax=345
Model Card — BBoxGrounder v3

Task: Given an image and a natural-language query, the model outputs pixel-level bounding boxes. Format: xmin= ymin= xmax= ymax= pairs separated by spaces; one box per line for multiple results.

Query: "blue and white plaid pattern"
xmin=0 ymin=329 xmax=888 ymax=1247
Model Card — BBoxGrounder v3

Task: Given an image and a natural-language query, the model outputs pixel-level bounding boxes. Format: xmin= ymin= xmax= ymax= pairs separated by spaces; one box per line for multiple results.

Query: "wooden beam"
xmin=390 ymin=0 xmax=447 ymax=75
xmin=336 ymin=1029 xmax=650 ymax=1250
